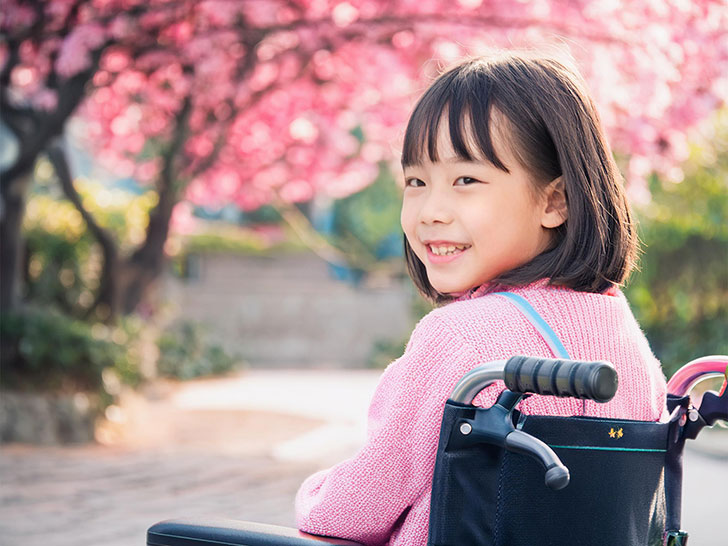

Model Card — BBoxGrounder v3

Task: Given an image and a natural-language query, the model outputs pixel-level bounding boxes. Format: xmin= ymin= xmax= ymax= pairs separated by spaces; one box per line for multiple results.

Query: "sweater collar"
xmin=456 ymin=278 xmax=620 ymax=302
xmin=455 ymin=281 xmax=518 ymax=302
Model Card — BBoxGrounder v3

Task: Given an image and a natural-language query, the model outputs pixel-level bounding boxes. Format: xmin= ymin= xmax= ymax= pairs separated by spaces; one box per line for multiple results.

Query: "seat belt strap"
xmin=493 ymin=292 xmax=571 ymax=359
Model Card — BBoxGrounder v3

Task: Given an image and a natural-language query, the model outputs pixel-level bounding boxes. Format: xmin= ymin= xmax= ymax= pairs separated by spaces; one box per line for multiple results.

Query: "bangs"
xmin=401 ymin=66 xmax=508 ymax=172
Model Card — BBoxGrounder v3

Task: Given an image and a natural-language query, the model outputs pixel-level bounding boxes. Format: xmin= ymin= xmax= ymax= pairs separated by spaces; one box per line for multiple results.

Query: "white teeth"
xmin=429 ymin=244 xmax=468 ymax=256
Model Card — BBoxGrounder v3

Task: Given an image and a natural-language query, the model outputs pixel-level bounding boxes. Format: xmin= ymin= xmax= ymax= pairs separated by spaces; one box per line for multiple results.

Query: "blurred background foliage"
xmin=330 ymin=165 xmax=405 ymax=272
xmin=0 ymin=306 xmax=143 ymax=394
xmin=156 ymin=320 xmax=242 ymax=381
xmin=22 ymin=161 xmax=159 ymax=318
xmin=1 ymin=157 xmax=245 ymax=411
xmin=1 ymin=110 xmax=726 ymax=403
xmin=624 ymin=110 xmax=728 ymax=376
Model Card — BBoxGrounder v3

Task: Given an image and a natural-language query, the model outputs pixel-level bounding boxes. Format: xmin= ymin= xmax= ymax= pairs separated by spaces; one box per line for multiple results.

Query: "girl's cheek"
xmin=400 ymin=204 xmax=415 ymax=232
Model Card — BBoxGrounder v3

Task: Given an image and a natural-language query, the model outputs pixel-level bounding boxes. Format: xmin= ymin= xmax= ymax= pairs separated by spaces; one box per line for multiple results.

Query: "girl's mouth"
xmin=425 ymin=243 xmax=471 ymax=263
xmin=428 ymin=243 xmax=470 ymax=256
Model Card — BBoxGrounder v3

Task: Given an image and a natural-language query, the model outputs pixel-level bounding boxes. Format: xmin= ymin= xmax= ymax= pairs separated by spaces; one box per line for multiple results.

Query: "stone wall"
xmin=161 ymin=252 xmax=417 ymax=368
xmin=0 ymin=391 xmax=98 ymax=444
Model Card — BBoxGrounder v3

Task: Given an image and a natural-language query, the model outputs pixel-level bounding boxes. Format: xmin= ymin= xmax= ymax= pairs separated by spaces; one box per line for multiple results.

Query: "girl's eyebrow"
xmin=420 ymin=156 xmax=487 ymax=166
xmin=440 ymin=156 xmax=480 ymax=164
xmin=402 ymin=157 xmax=491 ymax=168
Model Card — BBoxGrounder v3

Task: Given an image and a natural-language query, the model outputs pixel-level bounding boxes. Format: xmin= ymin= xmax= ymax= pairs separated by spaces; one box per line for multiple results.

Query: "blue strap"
xmin=493 ymin=292 xmax=571 ymax=359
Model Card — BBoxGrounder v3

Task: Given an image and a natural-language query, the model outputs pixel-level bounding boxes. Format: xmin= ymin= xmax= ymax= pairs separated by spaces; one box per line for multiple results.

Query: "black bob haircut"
xmin=401 ymin=53 xmax=638 ymax=303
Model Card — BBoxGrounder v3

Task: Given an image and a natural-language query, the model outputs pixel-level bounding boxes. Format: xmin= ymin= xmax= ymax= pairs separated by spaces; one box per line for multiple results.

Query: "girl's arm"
xmin=295 ymin=314 xmax=478 ymax=545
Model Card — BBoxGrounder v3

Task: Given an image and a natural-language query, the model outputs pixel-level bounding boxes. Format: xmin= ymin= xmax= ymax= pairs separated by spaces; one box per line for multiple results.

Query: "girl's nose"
xmin=419 ymin=188 xmax=454 ymax=225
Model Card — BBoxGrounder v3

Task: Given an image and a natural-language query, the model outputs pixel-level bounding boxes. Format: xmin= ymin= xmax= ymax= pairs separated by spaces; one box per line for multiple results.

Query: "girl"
xmin=295 ymin=52 xmax=667 ymax=546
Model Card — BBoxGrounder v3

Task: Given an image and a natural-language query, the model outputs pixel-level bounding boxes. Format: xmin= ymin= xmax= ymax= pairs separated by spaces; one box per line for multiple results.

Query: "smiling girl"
xmin=295 ymin=52 xmax=667 ymax=546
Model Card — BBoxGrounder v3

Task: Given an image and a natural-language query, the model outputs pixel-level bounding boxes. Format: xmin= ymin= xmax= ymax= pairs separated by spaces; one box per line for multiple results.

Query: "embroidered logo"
xmin=608 ymin=427 xmax=624 ymax=439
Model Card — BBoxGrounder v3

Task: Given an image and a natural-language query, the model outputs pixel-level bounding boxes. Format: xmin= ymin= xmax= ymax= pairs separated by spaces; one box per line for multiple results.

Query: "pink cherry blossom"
xmin=55 ymin=23 xmax=106 ymax=77
xmin=3 ymin=0 xmax=727 ymax=228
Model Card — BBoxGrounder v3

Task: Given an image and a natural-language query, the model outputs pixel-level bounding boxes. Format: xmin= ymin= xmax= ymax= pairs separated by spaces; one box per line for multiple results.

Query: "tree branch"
xmin=130 ymin=92 xmax=193 ymax=266
xmin=271 ymin=196 xmax=349 ymax=267
xmin=47 ymin=139 xmax=120 ymax=319
xmin=46 ymin=140 xmax=116 ymax=251
xmin=1 ymin=37 xmax=111 ymax=191
xmin=0 ymin=1 xmax=45 ymax=86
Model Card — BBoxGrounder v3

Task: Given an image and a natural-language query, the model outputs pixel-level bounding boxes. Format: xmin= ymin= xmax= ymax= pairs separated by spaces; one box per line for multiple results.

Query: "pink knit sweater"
xmin=295 ymin=280 xmax=667 ymax=546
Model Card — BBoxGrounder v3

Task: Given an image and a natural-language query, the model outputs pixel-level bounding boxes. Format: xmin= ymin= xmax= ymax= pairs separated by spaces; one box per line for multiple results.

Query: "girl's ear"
xmin=541 ymin=177 xmax=568 ymax=229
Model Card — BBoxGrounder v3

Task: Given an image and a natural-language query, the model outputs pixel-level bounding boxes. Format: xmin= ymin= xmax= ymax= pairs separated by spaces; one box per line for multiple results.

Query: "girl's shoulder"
xmin=407 ymin=285 xmax=542 ymax=354
xmin=424 ymin=290 xmax=522 ymax=329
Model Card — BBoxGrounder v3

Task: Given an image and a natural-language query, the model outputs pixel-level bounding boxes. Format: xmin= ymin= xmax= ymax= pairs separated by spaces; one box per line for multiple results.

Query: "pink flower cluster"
xmin=3 ymin=0 xmax=726 ymax=218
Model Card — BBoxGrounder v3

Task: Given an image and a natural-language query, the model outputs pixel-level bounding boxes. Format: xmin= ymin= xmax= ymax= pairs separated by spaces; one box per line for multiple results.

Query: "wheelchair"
xmin=147 ymin=355 xmax=727 ymax=546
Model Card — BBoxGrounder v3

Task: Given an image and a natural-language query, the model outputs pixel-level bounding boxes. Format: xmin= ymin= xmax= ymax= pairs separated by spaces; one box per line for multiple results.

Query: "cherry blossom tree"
xmin=2 ymin=0 xmax=727 ymax=318
xmin=1 ymin=0 xmax=166 ymax=313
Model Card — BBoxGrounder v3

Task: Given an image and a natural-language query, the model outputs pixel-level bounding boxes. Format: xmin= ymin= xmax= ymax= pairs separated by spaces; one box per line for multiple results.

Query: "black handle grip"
xmin=504 ymin=356 xmax=618 ymax=403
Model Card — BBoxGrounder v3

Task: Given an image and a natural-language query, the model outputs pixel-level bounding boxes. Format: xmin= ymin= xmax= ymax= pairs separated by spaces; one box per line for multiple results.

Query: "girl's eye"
xmin=404 ymin=177 xmax=425 ymax=188
xmin=454 ymin=176 xmax=481 ymax=186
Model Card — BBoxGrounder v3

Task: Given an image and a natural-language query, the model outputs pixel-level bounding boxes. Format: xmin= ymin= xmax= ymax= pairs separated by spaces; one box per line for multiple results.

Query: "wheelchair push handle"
xmin=504 ymin=356 xmax=618 ymax=402
xmin=449 ymin=357 xmax=618 ymax=405
xmin=449 ymin=357 xmax=618 ymax=491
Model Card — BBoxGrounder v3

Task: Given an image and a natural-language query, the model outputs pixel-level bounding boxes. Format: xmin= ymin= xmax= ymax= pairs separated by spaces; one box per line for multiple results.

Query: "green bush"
xmin=23 ymin=179 xmax=159 ymax=318
xmin=24 ymin=213 xmax=97 ymax=318
xmin=156 ymin=320 xmax=243 ymax=380
xmin=625 ymin=114 xmax=728 ymax=376
xmin=0 ymin=306 xmax=142 ymax=395
xmin=331 ymin=165 xmax=405 ymax=272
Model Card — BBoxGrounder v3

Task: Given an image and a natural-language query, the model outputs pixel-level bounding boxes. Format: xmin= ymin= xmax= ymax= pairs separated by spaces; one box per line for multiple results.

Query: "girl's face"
xmin=401 ymin=118 xmax=564 ymax=296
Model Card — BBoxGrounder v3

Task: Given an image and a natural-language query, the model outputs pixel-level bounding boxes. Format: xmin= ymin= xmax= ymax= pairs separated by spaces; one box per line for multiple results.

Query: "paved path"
xmin=1 ymin=370 xmax=726 ymax=546
xmin=0 ymin=370 xmax=381 ymax=546
xmin=0 ymin=444 xmax=316 ymax=546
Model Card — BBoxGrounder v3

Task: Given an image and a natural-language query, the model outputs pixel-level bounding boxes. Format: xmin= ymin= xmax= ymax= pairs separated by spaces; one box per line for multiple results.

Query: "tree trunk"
xmin=117 ymin=95 xmax=193 ymax=315
xmin=0 ymin=38 xmax=108 ymax=312
xmin=0 ymin=170 xmax=33 ymax=311
xmin=119 ymin=182 xmax=178 ymax=315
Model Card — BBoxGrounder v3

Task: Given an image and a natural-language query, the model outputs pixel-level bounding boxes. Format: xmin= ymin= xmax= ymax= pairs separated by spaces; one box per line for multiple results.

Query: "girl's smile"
xmin=425 ymin=241 xmax=471 ymax=262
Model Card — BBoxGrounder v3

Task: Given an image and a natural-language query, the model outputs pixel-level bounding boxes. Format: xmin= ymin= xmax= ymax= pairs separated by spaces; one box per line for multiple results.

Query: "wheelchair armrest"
xmin=147 ymin=517 xmax=364 ymax=546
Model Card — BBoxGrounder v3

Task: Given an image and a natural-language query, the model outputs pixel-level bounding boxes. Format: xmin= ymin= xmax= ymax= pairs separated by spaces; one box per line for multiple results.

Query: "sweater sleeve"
xmin=295 ymin=313 xmax=480 ymax=545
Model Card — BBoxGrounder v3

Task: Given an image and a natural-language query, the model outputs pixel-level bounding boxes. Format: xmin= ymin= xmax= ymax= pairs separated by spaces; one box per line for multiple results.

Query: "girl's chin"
xmin=428 ymin=280 xmax=471 ymax=297
xmin=428 ymin=275 xmax=495 ymax=296
xmin=444 ymin=289 xmax=469 ymax=298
